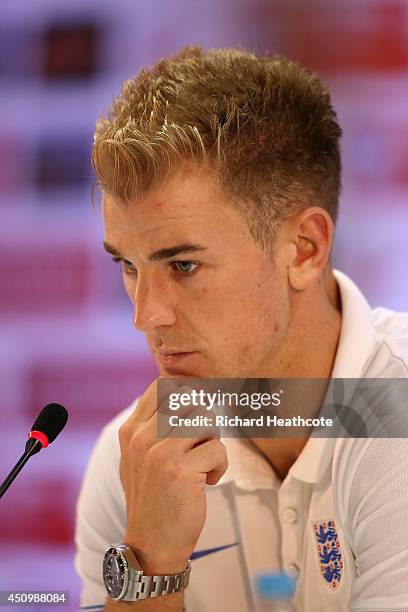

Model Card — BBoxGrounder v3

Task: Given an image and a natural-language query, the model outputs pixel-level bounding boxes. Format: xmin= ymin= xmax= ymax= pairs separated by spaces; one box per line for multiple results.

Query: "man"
xmin=75 ymin=46 xmax=408 ymax=611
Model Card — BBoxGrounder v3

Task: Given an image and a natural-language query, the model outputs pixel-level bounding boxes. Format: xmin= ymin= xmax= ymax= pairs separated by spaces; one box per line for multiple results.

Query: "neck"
xmin=250 ymin=265 xmax=342 ymax=481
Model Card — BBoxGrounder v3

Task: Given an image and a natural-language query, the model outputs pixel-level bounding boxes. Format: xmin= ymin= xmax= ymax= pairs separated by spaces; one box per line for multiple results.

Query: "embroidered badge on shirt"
xmin=312 ymin=519 xmax=343 ymax=590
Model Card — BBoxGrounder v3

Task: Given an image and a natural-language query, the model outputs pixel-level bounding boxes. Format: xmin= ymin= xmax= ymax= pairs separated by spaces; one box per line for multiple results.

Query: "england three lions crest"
xmin=312 ymin=519 xmax=343 ymax=590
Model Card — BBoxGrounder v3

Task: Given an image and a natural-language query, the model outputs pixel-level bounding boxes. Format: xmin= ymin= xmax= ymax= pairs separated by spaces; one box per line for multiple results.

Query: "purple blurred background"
xmin=0 ymin=0 xmax=407 ymax=609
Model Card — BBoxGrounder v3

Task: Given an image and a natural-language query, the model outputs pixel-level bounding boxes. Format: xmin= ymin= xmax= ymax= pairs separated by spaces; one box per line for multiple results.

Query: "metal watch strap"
xmin=125 ymin=560 xmax=191 ymax=600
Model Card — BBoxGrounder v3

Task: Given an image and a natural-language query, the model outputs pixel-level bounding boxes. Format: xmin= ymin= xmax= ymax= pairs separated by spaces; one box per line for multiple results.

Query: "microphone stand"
xmin=0 ymin=439 xmax=43 ymax=500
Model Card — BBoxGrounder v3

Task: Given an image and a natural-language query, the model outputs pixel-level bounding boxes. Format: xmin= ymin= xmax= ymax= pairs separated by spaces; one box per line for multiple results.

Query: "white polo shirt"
xmin=75 ymin=270 xmax=408 ymax=611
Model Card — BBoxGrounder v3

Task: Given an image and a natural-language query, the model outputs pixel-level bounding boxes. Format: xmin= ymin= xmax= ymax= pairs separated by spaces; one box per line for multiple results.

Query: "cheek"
xmin=211 ymin=290 xmax=268 ymax=341
xmin=196 ymin=271 xmax=288 ymax=346
xmin=236 ymin=283 xmax=288 ymax=341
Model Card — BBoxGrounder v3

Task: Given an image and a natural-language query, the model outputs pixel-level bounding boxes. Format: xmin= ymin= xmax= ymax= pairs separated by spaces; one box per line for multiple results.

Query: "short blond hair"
xmin=92 ymin=46 xmax=342 ymax=254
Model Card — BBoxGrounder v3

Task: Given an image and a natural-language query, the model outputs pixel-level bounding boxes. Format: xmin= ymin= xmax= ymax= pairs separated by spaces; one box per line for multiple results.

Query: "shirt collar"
xmin=220 ymin=270 xmax=375 ymax=489
xmin=218 ymin=436 xmax=282 ymax=491
xmin=288 ymin=269 xmax=375 ymax=484
xmin=329 ymin=269 xmax=375 ymax=380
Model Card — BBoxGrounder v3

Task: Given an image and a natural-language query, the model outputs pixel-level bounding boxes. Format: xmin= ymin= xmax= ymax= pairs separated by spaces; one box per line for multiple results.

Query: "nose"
xmin=132 ymin=270 xmax=177 ymax=332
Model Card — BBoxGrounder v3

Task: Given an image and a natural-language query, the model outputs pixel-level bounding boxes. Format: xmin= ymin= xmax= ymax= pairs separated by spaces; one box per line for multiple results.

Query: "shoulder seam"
xmin=375 ymin=329 xmax=408 ymax=375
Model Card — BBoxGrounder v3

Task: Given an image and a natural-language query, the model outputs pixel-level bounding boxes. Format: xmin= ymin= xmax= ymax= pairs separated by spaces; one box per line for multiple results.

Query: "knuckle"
xmin=173 ymin=458 xmax=188 ymax=479
xmin=129 ymin=429 xmax=149 ymax=455
xmin=118 ymin=421 xmax=131 ymax=442
xmin=162 ymin=461 xmax=177 ymax=482
xmin=163 ymin=458 xmax=183 ymax=481
xmin=212 ymin=440 xmax=227 ymax=463
xmin=146 ymin=441 xmax=165 ymax=463
xmin=118 ymin=422 xmax=133 ymax=453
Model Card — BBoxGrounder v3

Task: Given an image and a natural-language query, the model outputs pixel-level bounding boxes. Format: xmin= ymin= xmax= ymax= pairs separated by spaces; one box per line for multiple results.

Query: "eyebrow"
xmin=103 ymin=241 xmax=208 ymax=262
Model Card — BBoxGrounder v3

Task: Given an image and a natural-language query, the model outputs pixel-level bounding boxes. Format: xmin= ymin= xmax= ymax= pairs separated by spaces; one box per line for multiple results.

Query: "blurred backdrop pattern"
xmin=0 ymin=0 xmax=407 ymax=609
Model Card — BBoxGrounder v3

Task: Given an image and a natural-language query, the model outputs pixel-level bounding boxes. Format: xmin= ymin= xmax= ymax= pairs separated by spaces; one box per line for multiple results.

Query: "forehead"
xmin=102 ymin=165 xmax=253 ymax=249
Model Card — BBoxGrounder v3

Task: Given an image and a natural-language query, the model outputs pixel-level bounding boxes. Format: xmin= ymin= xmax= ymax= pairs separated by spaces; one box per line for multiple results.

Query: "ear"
xmin=286 ymin=207 xmax=334 ymax=291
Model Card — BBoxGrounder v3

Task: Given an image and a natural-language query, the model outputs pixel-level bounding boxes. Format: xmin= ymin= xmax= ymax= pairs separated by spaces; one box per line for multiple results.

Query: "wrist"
xmin=125 ymin=543 xmax=190 ymax=575
xmin=103 ymin=544 xmax=191 ymax=602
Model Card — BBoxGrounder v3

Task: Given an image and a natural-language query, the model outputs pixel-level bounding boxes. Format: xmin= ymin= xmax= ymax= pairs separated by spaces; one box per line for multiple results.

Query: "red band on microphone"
xmin=28 ymin=430 xmax=49 ymax=448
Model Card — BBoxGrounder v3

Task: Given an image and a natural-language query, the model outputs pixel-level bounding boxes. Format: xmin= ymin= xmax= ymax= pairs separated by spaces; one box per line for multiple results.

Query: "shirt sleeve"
xmin=342 ymin=437 xmax=408 ymax=611
xmin=74 ymin=404 xmax=136 ymax=610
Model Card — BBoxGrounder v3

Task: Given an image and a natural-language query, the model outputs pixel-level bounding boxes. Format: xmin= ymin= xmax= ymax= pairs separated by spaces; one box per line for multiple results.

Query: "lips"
xmin=157 ymin=352 xmax=194 ymax=366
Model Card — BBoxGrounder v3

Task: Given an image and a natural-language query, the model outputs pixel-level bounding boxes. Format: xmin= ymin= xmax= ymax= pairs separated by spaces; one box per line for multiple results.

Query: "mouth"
xmin=157 ymin=352 xmax=196 ymax=367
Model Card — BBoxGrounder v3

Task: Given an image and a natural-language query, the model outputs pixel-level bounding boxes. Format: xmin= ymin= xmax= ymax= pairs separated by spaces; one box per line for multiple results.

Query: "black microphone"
xmin=0 ymin=403 xmax=68 ymax=500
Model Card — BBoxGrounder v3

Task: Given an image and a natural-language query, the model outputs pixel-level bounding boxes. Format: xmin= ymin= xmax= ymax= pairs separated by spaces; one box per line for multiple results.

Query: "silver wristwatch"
xmin=103 ymin=544 xmax=191 ymax=602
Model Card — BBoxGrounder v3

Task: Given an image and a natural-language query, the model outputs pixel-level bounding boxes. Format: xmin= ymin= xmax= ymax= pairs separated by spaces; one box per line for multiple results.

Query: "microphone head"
xmin=30 ymin=403 xmax=68 ymax=444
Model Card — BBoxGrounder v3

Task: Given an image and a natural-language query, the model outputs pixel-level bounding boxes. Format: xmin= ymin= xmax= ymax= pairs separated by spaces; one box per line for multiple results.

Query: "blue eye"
xmin=111 ymin=257 xmax=199 ymax=276
xmin=123 ymin=261 xmax=136 ymax=272
xmin=172 ymin=261 xmax=199 ymax=274
xmin=111 ymin=257 xmax=136 ymax=274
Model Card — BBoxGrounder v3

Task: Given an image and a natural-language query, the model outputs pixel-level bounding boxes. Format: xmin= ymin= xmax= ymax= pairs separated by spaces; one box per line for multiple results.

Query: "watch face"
xmin=103 ymin=547 xmax=128 ymax=600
